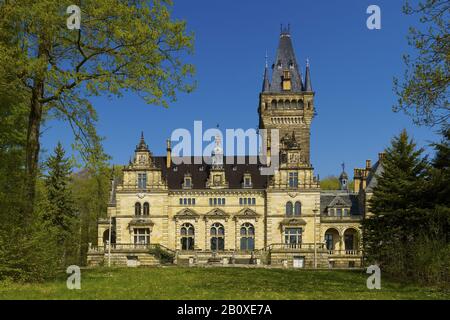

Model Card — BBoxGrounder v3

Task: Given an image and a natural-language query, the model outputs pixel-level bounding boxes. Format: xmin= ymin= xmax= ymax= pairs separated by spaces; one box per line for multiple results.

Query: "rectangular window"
xmin=244 ymin=177 xmax=251 ymax=188
xmin=184 ymin=178 xmax=192 ymax=188
xmin=252 ymin=198 xmax=256 ymax=205
xmin=244 ymin=198 xmax=247 ymax=205
xmin=187 ymin=198 xmax=191 ymax=205
xmin=183 ymin=198 xmax=187 ymax=205
xmin=284 ymin=228 xmax=302 ymax=245
xmin=192 ymin=198 xmax=196 ymax=205
xmin=209 ymin=198 xmax=213 ymax=206
xmin=179 ymin=198 xmax=183 ymax=205
xmin=222 ymin=198 xmax=225 ymax=205
xmin=214 ymin=198 xmax=217 ymax=205
xmin=239 ymin=198 xmax=243 ymax=205
xmin=336 ymin=208 xmax=342 ymax=216
xmin=137 ymin=173 xmax=147 ymax=190
xmin=288 ymin=172 xmax=298 ymax=188
xmin=133 ymin=228 xmax=150 ymax=245
xmin=218 ymin=198 xmax=222 ymax=205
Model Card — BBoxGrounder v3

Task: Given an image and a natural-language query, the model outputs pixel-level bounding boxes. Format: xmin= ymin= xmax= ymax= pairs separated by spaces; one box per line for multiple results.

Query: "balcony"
xmin=263 ymin=243 xmax=326 ymax=252
xmin=320 ymin=215 xmax=363 ymax=222
xmin=88 ymin=243 xmax=174 ymax=254
xmin=327 ymin=249 xmax=362 ymax=256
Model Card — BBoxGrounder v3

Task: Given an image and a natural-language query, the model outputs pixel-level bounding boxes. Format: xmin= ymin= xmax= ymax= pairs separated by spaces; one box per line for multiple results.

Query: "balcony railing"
xmin=320 ymin=215 xmax=363 ymax=222
xmin=88 ymin=243 xmax=175 ymax=254
xmin=262 ymin=243 xmax=326 ymax=251
xmin=327 ymin=249 xmax=362 ymax=256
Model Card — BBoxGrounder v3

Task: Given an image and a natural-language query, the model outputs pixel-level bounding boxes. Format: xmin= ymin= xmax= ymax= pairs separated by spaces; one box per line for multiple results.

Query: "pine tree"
xmin=363 ymin=130 xmax=428 ymax=273
xmin=44 ymin=142 xmax=77 ymax=263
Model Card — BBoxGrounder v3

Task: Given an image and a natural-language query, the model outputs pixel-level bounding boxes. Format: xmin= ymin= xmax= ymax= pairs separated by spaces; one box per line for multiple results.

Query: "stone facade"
xmin=88 ymin=28 xmax=382 ymax=269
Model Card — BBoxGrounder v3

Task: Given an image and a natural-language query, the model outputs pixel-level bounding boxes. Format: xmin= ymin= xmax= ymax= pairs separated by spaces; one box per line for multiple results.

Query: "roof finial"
xmin=341 ymin=162 xmax=345 ymax=173
xmin=306 ymin=58 xmax=310 ymax=67
xmin=265 ymin=51 xmax=268 ymax=68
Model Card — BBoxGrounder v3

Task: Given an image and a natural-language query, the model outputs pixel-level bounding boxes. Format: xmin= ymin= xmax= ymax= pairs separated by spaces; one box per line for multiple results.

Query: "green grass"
xmin=0 ymin=267 xmax=448 ymax=300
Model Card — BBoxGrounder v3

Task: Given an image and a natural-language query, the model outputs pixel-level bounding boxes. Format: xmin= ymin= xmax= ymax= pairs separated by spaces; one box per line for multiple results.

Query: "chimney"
xmin=353 ymin=168 xmax=361 ymax=193
xmin=378 ymin=152 xmax=386 ymax=162
xmin=366 ymin=159 xmax=372 ymax=170
xmin=166 ymin=139 xmax=171 ymax=168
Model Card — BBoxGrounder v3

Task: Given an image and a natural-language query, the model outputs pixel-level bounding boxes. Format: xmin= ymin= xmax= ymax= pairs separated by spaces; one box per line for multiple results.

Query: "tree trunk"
xmin=25 ymin=81 xmax=44 ymax=215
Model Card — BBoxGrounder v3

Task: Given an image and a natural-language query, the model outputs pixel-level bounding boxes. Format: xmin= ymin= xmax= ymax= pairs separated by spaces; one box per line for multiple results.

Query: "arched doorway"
xmin=343 ymin=228 xmax=359 ymax=254
xmin=324 ymin=228 xmax=340 ymax=253
xmin=103 ymin=228 xmax=116 ymax=247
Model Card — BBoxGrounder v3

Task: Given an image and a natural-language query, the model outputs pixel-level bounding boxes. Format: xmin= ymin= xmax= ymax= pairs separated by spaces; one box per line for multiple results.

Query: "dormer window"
xmin=243 ymin=173 xmax=252 ymax=188
xmin=282 ymin=70 xmax=291 ymax=91
xmin=277 ymin=61 xmax=282 ymax=69
xmin=183 ymin=174 xmax=192 ymax=189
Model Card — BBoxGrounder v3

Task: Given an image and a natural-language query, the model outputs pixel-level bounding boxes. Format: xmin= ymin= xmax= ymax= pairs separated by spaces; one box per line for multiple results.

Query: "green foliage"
xmin=320 ymin=176 xmax=340 ymax=190
xmin=149 ymin=246 xmax=175 ymax=264
xmin=0 ymin=0 xmax=195 ymax=207
xmin=44 ymin=143 xmax=76 ymax=236
xmin=363 ymin=129 xmax=450 ymax=286
xmin=393 ymin=0 xmax=449 ymax=127
xmin=71 ymin=165 xmax=114 ymax=265
xmin=320 ymin=175 xmax=354 ymax=191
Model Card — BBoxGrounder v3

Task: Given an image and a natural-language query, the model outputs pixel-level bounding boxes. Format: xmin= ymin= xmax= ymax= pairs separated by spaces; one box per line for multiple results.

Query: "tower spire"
xmin=262 ymin=52 xmax=270 ymax=92
xmin=269 ymin=26 xmax=303 ymax=93
xmin=305 ymin=58 xmax=312 ymax=92
xmin=136 ymin=131 xmax=149 ymax=151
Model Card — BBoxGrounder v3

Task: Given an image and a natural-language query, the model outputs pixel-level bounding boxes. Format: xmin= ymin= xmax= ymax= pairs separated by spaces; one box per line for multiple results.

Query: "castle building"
xmin=88 ymin=28 xmax=383 ymax=268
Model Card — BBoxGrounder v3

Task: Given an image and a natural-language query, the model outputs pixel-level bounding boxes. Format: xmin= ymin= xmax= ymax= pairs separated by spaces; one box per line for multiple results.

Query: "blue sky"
xmin=41 ymin=0 xmax=440 ymax=177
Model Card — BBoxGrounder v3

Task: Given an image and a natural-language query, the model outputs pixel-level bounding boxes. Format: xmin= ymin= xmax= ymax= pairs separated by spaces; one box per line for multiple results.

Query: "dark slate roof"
xmin=153 ymin=156 xmax=269 ymax=190
xmin=304 ymin=61 xmax=312 ymax=92
xmin=262 ymin=65 xmax=270 ymax=92
xmin=320 ymin=191 xmax=361 ymax=215
xmin=366 ymin=160 xmax=384 ymax=192
xmin=269 ymin=32 xmax=303 ymax=93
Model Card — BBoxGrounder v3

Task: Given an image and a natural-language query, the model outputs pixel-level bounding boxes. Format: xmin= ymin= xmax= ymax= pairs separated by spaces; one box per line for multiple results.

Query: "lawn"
xmin=0 ymin=266 xmax=448 ymax=300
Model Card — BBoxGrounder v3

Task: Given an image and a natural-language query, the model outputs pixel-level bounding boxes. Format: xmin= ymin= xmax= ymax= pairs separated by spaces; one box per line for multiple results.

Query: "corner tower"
xmin=259 ymin=27 xmax=315 ymax=166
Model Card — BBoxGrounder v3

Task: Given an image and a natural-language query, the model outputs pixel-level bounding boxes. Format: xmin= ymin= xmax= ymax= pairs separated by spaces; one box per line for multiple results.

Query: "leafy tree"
xmin=320 ymin=176 xmax=340 ymax=190
xmin=320 ymin=175 xmax=354 ymax=190
xmin=393 ymin=0 xmax=449 ymax=127
xmin=0 ymin=0 xmax=195 ymax=212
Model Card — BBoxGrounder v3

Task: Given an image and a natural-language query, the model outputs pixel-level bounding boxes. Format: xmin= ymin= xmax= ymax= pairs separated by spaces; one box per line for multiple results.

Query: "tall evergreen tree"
xmin=363 ymin=130 xmax=428 ymax=273
xmin=44 ymin=142 xmax=77 ymax=262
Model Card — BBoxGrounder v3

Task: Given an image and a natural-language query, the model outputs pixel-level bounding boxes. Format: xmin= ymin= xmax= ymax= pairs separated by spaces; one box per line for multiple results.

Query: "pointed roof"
xmin=262 ymin=66 xmax=270 ymax=92
xmin=269 ymin=27 xmax=303 ymax=93
xmin=304 ymin=59 xmax=313 ymax=92
xmin=135 ymin=131 xmax=149 ymax=152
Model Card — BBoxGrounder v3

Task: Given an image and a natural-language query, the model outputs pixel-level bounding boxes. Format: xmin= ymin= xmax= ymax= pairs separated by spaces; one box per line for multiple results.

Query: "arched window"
xmin=143 ymin=202 xmax=150 ymax=216
xmin=285 ymin=202 xmax=293 ymax=216
xmin=285 ymin=100 xmax=291 ymax=109
xmin=180 ymin=223 xmax=195 ymax=251
xmin=135 ymin=202 xmax=141 ymax=216
xmin=210 ymin=223 xmax=225 ymax=251
xmin=240 ymin=223 xmax=255 ymax=251
xmin=294 ymin=201 xmax=302 ymax=216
